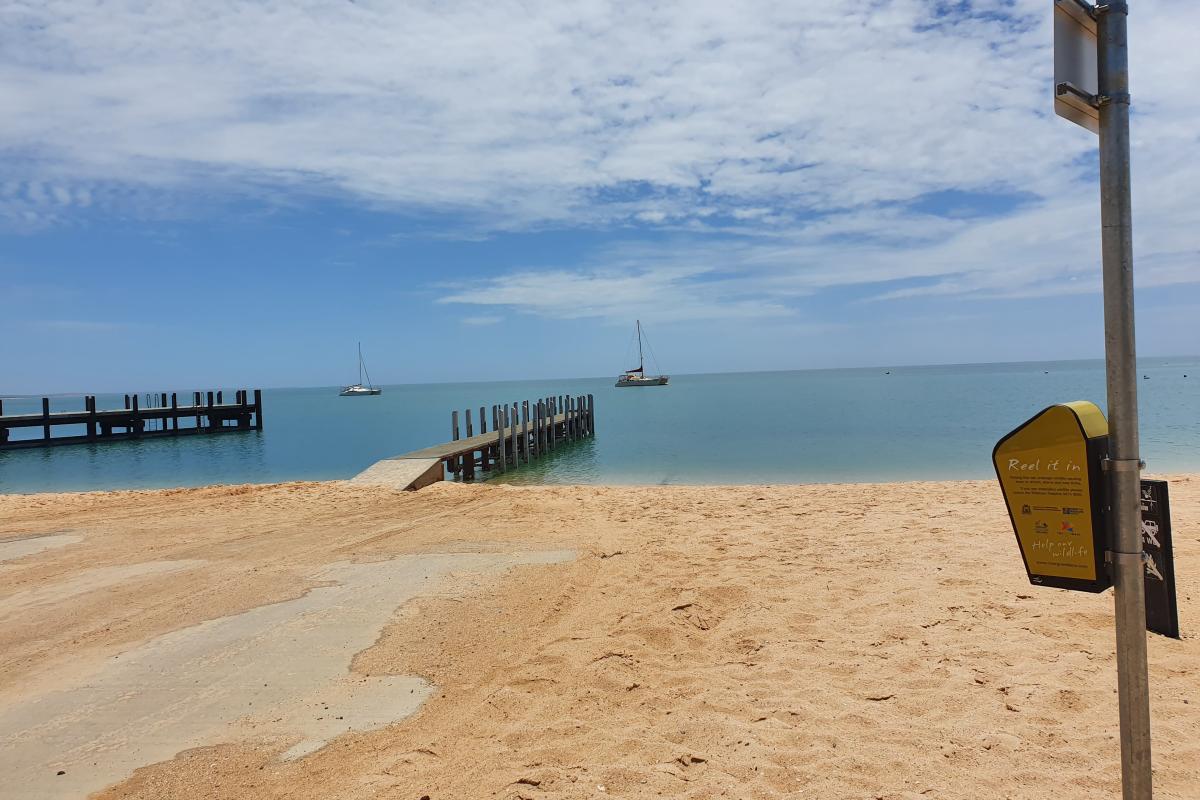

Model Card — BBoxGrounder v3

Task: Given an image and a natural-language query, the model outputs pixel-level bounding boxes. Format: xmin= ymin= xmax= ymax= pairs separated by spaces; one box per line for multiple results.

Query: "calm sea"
xmin=2 ymin=358 xmax=1198 ymax=493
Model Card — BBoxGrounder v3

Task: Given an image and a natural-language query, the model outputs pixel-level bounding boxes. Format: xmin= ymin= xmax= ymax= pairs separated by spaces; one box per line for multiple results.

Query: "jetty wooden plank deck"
xmin=0 ymin=390 xmax=263 ymax=450
xmin=353 ymin=394 xmax=595 ymax=491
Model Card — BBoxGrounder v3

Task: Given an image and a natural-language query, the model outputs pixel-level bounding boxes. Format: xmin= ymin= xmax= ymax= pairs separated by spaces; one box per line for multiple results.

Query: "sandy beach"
xmin=0 ymin=477 xmax=1196 ymax=799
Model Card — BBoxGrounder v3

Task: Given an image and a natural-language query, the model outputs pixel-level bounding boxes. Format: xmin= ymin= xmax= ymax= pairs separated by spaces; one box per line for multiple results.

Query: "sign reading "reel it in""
xmin=993 ymin=402 xmax=1111 ymax=593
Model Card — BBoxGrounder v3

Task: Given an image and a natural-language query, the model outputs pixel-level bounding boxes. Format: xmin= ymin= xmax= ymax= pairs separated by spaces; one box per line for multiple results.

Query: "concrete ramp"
xmin=350 ymin=458 xmax=444 ymax=491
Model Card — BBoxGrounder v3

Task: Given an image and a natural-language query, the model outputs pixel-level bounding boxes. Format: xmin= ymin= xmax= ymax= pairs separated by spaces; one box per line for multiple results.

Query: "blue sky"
xmin=2 ymin=0 xmax=1197 ymax=394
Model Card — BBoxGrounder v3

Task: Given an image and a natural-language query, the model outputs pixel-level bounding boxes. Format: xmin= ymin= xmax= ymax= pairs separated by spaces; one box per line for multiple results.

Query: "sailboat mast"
xmin=637 ymin=320 xmax=644 ymax=372
xmin=358 ymin=342 xmax=363 ymax=385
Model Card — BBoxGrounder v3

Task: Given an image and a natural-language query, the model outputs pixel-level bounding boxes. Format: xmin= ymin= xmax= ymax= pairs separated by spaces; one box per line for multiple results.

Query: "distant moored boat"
xmin=616 ymin=320 xmax=668 ymax=387
xmin=340 ymin=343 xmax=382 ymax=396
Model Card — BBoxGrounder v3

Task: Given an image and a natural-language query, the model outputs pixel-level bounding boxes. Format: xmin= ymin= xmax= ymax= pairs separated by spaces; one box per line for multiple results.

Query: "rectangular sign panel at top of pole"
xmin=1054 ymin=0 xmax=1100 ymax=133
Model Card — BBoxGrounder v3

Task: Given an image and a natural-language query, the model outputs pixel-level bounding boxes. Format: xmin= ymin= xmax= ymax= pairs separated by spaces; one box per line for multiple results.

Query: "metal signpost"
xmin=1053 ymin=1 xmax=1152 ymax=797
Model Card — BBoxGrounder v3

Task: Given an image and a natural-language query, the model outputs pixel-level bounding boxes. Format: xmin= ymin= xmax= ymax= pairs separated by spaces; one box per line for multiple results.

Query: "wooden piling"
xmin=451 ymin=410 xmax=461 ymax=475
xmin=511 ymin=403 xmax=519 ymax=464
xmin=521 ymin=401 xmax=529 ymax=464
xmin=462 ymin=409 xmax=476 ymax=480
xmin=496 ymin=405 xmax=507 ymax=472
xmin=254 ymin=389 xmax=263 ymax=430
xmin=42 ymin=398 xmax=51 ymax=441
xmin=480 ymin=406 xmax=487 ymax=435
xmin=537 ymin=400 xmax=547 ymax=455
xmin=87 ymin=396 xmax=97 ymax=440
xmin=131 ymin=394 xmax=142 ymax=437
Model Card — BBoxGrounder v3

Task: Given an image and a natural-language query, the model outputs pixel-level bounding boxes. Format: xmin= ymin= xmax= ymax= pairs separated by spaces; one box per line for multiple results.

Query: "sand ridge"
xmin=0 ymin=478 xmax=1195 ymax=799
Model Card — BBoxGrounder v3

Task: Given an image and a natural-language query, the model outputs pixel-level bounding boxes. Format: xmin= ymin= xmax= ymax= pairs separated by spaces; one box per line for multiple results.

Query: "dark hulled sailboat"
xmin=616 ymin=320 xmax=668 ymax=387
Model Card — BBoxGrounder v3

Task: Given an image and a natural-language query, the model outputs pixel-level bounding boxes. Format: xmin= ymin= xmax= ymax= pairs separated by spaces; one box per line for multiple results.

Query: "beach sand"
xmin=0 ymin=477 xmax=1196 ymax=799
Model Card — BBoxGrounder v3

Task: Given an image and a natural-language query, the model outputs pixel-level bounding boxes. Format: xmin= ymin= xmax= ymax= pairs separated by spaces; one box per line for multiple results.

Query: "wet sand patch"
xmin=0 ymin=549 xmax=572 ymax=800
xmin=0 ymin=560 xmax=206 ymax=618
xmin=0 ymin=534 xmax=82 ymax=563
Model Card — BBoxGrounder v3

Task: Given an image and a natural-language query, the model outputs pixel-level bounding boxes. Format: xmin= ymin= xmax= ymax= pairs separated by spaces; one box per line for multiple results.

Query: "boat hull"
xmin=615 ymin=375 xmax=669 ymax=387
xmin=339 ymin=386 xmax=382 ymax=396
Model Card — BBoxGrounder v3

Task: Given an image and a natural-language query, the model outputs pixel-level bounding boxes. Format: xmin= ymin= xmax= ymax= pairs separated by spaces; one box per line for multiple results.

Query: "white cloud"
xmin=461 ymin=315 xmax=503 ymax=326
xmin=1 ymin=0 xmax=1197 ymax=312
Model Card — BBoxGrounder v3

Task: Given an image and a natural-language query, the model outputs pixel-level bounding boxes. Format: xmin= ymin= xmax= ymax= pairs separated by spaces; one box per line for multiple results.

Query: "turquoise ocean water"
xmin=1 ymin=358 xmax=1197 ymax=493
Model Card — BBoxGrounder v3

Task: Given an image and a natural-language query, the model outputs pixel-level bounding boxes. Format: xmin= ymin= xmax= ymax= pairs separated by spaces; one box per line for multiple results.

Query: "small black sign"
xmin=1140 ymin=479 xmax=1180 ymax=639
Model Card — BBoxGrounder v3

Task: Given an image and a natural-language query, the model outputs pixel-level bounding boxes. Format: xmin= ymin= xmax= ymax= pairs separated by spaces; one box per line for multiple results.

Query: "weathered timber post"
xmin=86 ymin=396 xmax=97 ymax=440
xmin=535 ymin=400 xmax=544 ymax=457
xmin=521 ymin=401 xmax=530 ymax=464
xmin=217 ymin=390 xmax=223 ymax=404
xmin=451 ymin=410 xmax=461 ymax=476
xmin=550 ymin=396 xmax=558 ymax=449
xmin=505 ymin=403 xmax=512 ymax=464
xmin=0 ymin=398 xmax=6 ymax=444
xmin=496 ymin=405 xmax=507 ymax=473
xmin=588 ymin=393 xmax=595 ymax=436
xmin=236 ymin=390 xmax=250 ymax=429
xmin=508 ymin=403 xmax=516 ymax=465
xmin=509 ymin=403 xmax=518 ymax=464
xmin=206 ymin=391 xmax=215 ymax=430
xmin=41 ymin=397 xmax=51 ymax=441
xmin=470 ymin=410 xmax=484 ymax=472
xmin=463 ymin=409 xmax=476 ymax=479
xmin=170 ymin=393 xmax=178 ymax=431
xmin=253 ymin=390 xmax=263 ymax=430
xmin=131 ymin=393 xmax=142 ymax=437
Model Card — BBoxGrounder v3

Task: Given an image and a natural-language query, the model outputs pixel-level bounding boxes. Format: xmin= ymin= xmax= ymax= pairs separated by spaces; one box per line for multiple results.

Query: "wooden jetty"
xmin=0 ymin=390 xmax=263 ymax=450
xmin=353 ymin=393 xmax=595 ymax=491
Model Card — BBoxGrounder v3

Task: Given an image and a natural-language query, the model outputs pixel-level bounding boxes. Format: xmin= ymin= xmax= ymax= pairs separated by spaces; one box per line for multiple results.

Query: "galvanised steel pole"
xmin=1096 ymin=2 xmax=1152 ymax=797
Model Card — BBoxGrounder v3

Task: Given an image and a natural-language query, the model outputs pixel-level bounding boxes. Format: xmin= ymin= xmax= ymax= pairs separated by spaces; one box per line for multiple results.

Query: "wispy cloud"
xmin=461 ymin=315 xmax=504 ymax=326
xmin=2 ymin=0 xmax=1197 ymax=315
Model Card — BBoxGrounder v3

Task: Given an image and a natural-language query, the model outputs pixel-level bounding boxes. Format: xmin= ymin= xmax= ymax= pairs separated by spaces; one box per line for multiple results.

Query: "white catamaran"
xmin=616 ymin=320 xmax=668 ymax=387
xmin=340 ymin=343 xmax=382 ymax=396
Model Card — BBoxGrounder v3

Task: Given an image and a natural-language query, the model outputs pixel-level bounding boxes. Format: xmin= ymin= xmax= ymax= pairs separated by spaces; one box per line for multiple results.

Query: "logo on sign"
xmin=1061 ymin=521 xmax=1075 ymax=534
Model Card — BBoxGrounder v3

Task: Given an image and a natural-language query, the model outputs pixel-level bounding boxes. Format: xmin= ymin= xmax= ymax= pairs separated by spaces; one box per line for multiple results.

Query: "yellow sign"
xmin=993 ymin=402 xmax=1111 ymax=592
